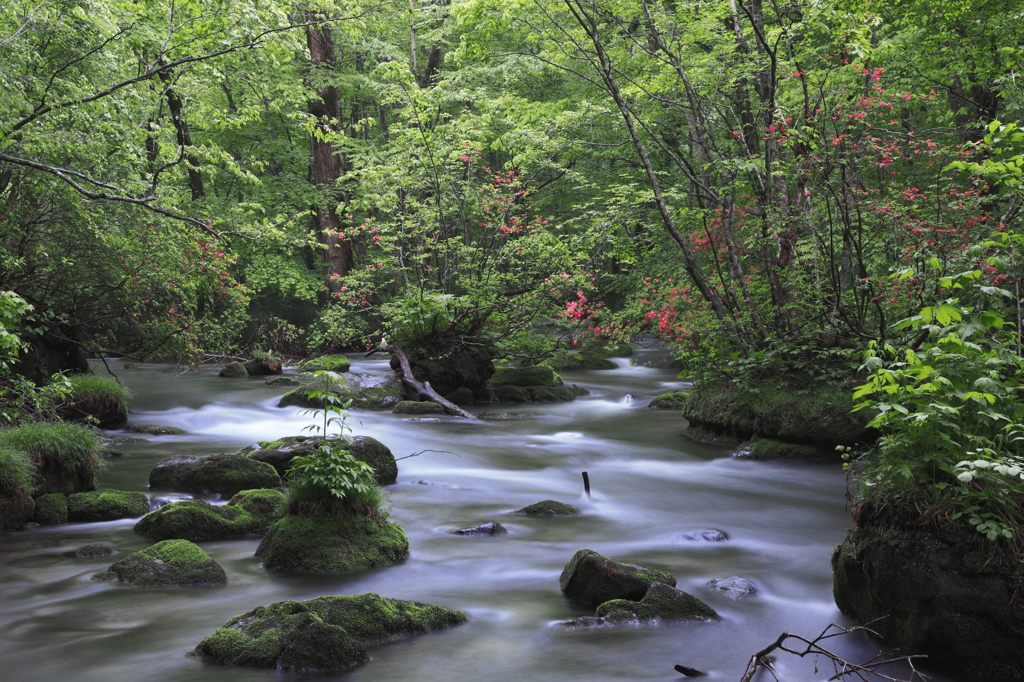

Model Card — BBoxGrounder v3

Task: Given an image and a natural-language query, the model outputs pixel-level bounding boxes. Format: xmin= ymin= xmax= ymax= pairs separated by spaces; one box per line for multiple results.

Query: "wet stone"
xmin=679 ymin=530 xmax=727 ymax=542
xmin=452 ymin=522 xmax=508 ymax=536
xmin=76 ymin=544 xmax=115 ymax=558
xmin=707 ymin=576 xmax=756 ymax=599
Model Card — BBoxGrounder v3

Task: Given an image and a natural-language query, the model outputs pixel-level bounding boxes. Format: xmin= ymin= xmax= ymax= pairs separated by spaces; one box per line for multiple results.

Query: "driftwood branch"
xmin=387 ymin=345 xmax=478 ymax=419
xmin=735 ymin=620 xmax=928 ymax=682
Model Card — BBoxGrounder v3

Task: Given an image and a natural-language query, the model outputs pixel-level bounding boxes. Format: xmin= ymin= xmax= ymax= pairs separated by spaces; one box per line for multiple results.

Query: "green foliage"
xmin=0 ymin=373 xmax=72 ymax=424
xmin=0 ymin=421 xmax=101 ymax=469
xmin=0 ymin=446 xmax=36 ymax=495
xmin=66 ymin=373 xmax=133 ymax=404
xmin=286 ymin=446 xmax=384 ymax=519
xmin=0 ymin=291 xmax=31 ymax=370
xmin=304 ymin=305 xmax=368 ymax=354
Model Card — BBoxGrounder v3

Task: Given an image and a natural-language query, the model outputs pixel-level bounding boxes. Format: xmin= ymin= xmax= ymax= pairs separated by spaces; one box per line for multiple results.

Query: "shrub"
xmin=286 ymin=445 xmax=387 ymax=519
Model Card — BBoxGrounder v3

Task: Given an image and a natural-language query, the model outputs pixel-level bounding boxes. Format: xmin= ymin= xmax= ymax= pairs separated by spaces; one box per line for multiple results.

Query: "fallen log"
xmin=387 ymin=345 xmax=478 ymax=419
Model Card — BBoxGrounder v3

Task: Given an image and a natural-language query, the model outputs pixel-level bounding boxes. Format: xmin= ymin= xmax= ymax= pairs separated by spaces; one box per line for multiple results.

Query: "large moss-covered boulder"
xmin=244 ymin=356 xmax=283 ymax=376
xmin=134 ymin=489 xmax=285 ymax=541
xmin=490 ymin=365 xmax=563 ymax=388
xmin=234 ymin=435 xmax=397 ymax=485
xmin=93 ymin=539 xmax=227 ymax=586
xmin=278 ymin=372 xmax=405 ymax=410
xmin=190 ymin=593 xmax=467 ymax=672
xmin=299 ymin=355 xmax=352 ymax=373
xmin=34 ymin=493 xmax=68 ymax=524
xmin=390 ymin=344 xmax=495 ymax=399
xmin=648 ymin=392 xmax=691 ymax=409
xmin=0 ymin=422 xmax=101 ymax=496
xmin=833 ymin=503 xmax=1024 ymax=680
xmin=0 ymin=446 xmax=37 ymax=531
xmin=392 ymin=400 xmax=444 ymax=415
xmin=515 ymin=500 xmax=578 ymax=516
xmin=218 ymin=361 xmax=248 ymax=378
xmin=256 ymin=515 xmax=409 ymax=573
xmin=560 ymin=549 xmax=676 ymax=608
xmin=125 ymin=423 xmax=187 ymax=435
xmin=596 ymin=582 xmax=719 ymax=623
xmin=67 ymin=490 xmax=148 ymax=522
xmin=149 ymin=454 xmax=282 ymax=499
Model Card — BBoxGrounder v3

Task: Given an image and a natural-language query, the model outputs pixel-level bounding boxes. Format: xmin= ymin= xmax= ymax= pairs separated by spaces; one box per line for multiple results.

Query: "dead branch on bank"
xmin=733 ymin=621 xmax=928 ymax=682
xmin=386 ymin=345 xmax=477 ymax=419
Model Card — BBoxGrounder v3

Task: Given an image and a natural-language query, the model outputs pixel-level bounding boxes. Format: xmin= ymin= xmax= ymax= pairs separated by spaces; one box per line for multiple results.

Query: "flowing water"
xmin=0 ymin=351 xmax=951 ymax=682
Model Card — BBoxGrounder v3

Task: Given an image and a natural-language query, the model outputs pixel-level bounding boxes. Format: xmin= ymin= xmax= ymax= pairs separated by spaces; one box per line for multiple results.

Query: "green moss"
xmin=490 ymin=366 xmax=564 ymax=387
xmin=744 ymin=438 xmax=830 ymax=460
xmin=278 ymin=374 xmax=404 ymax=410
xmin=681 ymin=380 xmax=872 ymax=447
xmin=34 ymin=493 xmax=68 ymax=524
xmin=596 ymin=582 xmax=719 ymax=622
xmin=68 ymin=490 xmax=149 ymax=522
xmin=392 ymin=400 xmax=444 ymax=415
xmin=559 ymin=549 xmax=677 ymax=607
xmin=255 ymin=515 xmax=409 ymax=573
xmin=125 ymin=423 xmax=187 ymax=435
xmin=265 ymin=376 xmax=301 ymax=387
xmin=149 ymin=454 xmax=282 ymax=499
xmin=0 ymin=423 xmax=102 ymax=495
xmin=94 ymin=539 xmax=227 ymax=585
xmin=218 ymin=361 xmax=248 ymax=378
xmin=300 ymin=355 xmax=352 ymax=373
xmin=134 ymin=489 xmax=285 ymax=541
xmin=57 ymin=374 xmax=131 ymax=427
xmin=543 ymin=352 xmax=616 ymax=371
xmin=648 ymin=392 xmax=691 ymax=409
xmin=235 ymin=435 xmax=397 ymax=485
xmin=190 ymin=593 xmax=467 ymax=672
xmin=515 ymin=500 xmax=578 ymax=516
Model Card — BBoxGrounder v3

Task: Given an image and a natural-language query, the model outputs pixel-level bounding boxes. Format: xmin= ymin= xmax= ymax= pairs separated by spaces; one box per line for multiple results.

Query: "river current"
xmin=0 ymin=350 xmax=949 ymax=682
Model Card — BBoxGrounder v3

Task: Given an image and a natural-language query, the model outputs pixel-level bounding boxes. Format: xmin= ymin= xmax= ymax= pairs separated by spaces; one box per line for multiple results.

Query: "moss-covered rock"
xmin=265 ymin=376 xmax=301 ymax=387
xmin=648 ymin=392 xmax=691 ymax=409
xmin=560 ymin=549 xmax=676 ymax=608
xmin=244 ymin=356 xmax=283 ymax=376
xmin=487 ymin=384 xmax=587 ymax=403
xmin=833 ymin=503 xmax=1024 ymax=680
xmin=390 ymin=344 xmax=495 ymax=399
xmin=595 ymin=582 xmax=719 ymax=622
xmin=68 ymin=490 xmax=149 ymax=522
xmin=93 ymin=539 xmax=227 ymax=586
xmin=392 ymin=400 xmax=445 ymax=415
xmin=681 ymin=380 xmax=873 ymax=448
xmin=34 ymin=493 xmax=68 ymax=524
xmin=149 ymin=454 xmax=282 ymax=499
xmin=0 ymin=422 xmax=101 ymax=496
xmin=444 ymin=387 xmax=475 ymax=405
xmin=278 ymin=372 xmax=405 ymax=410
xmin=255 ymin=515 xmax=409 ymax=573
xmin=490 ymin=366 xmax=564 ymax=387
xmin=0 ymin=445 xmax=37 ymax=531
xmin=134 ymin=488 xmax=285 ymax=541
xmin=218 ymin=361 xmax=248 ymax=378
xmin=299 ymin=355 xmax=352 ymax=373
xmin=452 ymin=522 xmax=507 ymax=536
xmin=190 ymin=593 xmax=467 ymax=672
xmin=125 ymin=423 xmax=187 ymax=435
xmin=235 ymin=435 xmax=397 ymax=485
xmin=543 ymin=352 xmax=616 ymax=371
xmin=58 ymin=374 xmax=131 ymax=427
xmin=742 ymin=438 xmax=831 ymax=460
xmin=515 ymin=500 xmax=578 ymax=516
xmin=76 ymin=544 xmax=115 ymax=557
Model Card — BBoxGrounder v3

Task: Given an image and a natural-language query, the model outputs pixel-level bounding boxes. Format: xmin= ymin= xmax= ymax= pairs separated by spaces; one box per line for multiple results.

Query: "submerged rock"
xmin=444 ymin=387 xmax=475 ymax=406
xmin=94 ymin=539 xmax=227 ymax=586
xmin=515 ymin=500 xmax=578 ymax=517
xmin=299 ymin=354 xmax=352 ymax=373
xmin=236 ymin=435 xmax=397 ymax=485
xmin=149 ymin=454 xmax=282 ymax=499
xmin=648 ymin=392 xmax=691 ymax=409
xmin=218 ymin=361 xmax=248 ymax=378
xmin=125 ymin=423 xmax=187 ymax=435
xmin=75 ymin=544 xmax=115 ymax=558
xmin=596 ymin=582 xmax=719 ymax=623
xmin=490 ymin=366 xmax=563 ymax=387
xmin=190 ymin=593 xmax=467 ymax=672
xmin=487 ymin=384 xmax=588 ymax=403
xmin=560 ymin=549 xmax=676 ymax=608
xmin=452 ymin=522 xmax=507 ymax=536
xmin=707 ymin=576 xmax=756 ymax=599
xmin=68 ymin=490 xmax=149 ymax=522
xmin=392 ymin=400 xmax=445 ymax=415
xmin=264 ymin=376 xmax=301 ymax=387
xmin=256 ymin=515 xmax=409 ymax=573
xmin=679 ymin=530 xmax=727 ymax=542
xmin=34 ymin=493 xmax=68 ymax=524
xmin=134 ymin=489 xmax=285 ymax=542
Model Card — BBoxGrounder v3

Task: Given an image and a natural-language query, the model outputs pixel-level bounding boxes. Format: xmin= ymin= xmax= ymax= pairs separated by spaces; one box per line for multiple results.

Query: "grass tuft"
xmin=0 ymin=446 xmax=36 ymax=495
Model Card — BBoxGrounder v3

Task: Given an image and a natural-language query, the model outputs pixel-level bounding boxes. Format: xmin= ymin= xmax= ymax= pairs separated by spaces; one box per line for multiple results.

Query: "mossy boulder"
xmin=190 ymin=593 xmax=467 ymax=672
xmin=742 ymin=438 xmax=830 ymax=460
xmin=560 ymin=549 xmax=676 ymax=608
xmin=93 ymin=539 xmax=227 ymax=586
xmin=235 ymin=435 xmax=397 ymax=485
xmin=392 ymin=400 xmax=445 ymax=415
xmin=34 ymin=493 xmax=68 ymax=524
xmin=0 ymin=422 xmax=101 ymax=496
xmin=278 ymin=371 xmax=404 ymax=410
xmin=452 ymin=522 xmax=507 ymax=536
xmin=648 ymin=392 xmax=691 ymax=409
xmin=256 ymin=515 xmax=409 ymax=573
xmin=543 ymin=352 xmax=616 ymax=371
xmin=389 ymin=344 xmax=495 ymax=399
xmin=299 ymin=355 xmax=352 ymax=373
xmin=134 ymin=488 xmax=285 ymax=542
xmin=832 ymin=502 xmax=1024 ymax=680
xmin=681 ymin=380 xmax=873 ymax=448
xmin=76 ymin=544 xmax=115 ymax=558
xmin=218 ymin=361 xmax=248 ymax=378
xmin=265 ymin=376 xmax=301 ymax=387
xmin=149 ymin=454 xmax=282 ymax=499
xmin=487 ymin=384 xmax=587 ymax=403
xmin=57 ymin=374 xmax=131 ymax=427
xmin=595 ymin=582 xmax=719 ymax=623
xmin=125 ymin=423 xmax=187 ymax=435
xmin=0 ymin=445 xmax=37 ymax=531
xmin=515 ymin=500 xmax=578 ymax=516
xmin=68 ymin=490 xmax=149 ymax=522
xmin=244 ymin=356 xmax=283 ymax=376
xmin=444 ymin=387 xmax=475 ymax=406
xmin=490 ymin=366 xmax=563 ymax=388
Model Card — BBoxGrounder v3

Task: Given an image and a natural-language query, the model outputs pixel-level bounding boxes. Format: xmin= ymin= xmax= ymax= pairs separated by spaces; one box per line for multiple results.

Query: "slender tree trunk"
xmin=158 ymin=70 xmax=204 ymax=200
